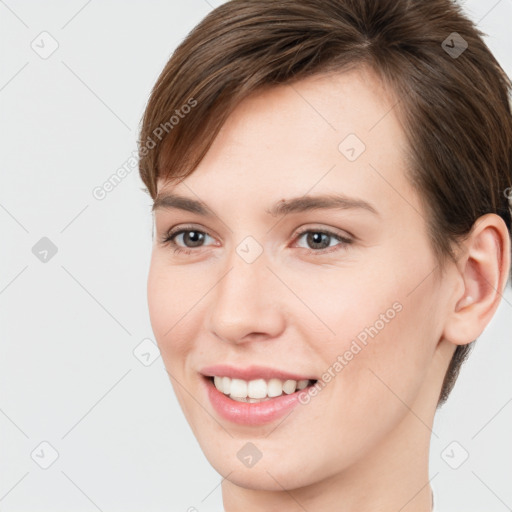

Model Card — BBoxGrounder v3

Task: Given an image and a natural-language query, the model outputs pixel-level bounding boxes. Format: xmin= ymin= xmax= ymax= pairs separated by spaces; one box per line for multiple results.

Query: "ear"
xmin=442 ymin=213 xmax=511 ymax=346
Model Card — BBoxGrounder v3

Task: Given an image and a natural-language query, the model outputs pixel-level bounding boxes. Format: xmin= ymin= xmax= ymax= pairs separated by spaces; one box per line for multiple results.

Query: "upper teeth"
xmin=213 ymin=376 xmax=311 ymax=401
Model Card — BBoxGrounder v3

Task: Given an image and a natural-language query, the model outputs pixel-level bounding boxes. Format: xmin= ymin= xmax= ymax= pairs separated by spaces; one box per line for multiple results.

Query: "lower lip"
xmin=203 ymin=376 xmax=312 ymax=426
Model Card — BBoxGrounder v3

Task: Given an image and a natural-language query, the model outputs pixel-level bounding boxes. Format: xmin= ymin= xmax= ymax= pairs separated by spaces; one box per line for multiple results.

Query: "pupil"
xmin=186 ymin=231 xmax=203 ymax=247
xmin=309 ymin=232 xmax=328 ymax=249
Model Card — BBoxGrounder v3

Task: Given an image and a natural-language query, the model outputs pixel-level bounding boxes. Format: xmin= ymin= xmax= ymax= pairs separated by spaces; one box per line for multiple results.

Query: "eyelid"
xmin=292 ymin=224 xmax=355 ymax=242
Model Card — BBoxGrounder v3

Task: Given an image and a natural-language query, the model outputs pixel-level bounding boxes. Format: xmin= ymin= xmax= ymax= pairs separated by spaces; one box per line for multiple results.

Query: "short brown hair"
xmin=138 ymin=0 xmax=512 ymax=405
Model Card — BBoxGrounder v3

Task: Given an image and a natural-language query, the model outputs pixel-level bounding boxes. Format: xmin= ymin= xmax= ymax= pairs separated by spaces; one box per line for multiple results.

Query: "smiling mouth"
xmin=208 ymin=375 xmax=318 ymax=403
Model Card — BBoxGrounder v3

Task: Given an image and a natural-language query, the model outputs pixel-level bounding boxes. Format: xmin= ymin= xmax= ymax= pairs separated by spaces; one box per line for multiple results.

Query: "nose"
xmin=206 ymin=250 xmax=286 ymax=345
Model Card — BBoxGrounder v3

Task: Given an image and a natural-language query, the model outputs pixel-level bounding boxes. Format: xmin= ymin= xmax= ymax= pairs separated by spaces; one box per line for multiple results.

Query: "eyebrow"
xmin=152 ymin=192 xmax=379 ymax=217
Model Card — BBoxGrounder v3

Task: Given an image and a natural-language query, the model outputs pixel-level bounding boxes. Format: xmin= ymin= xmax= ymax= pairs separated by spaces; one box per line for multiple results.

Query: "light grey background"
xmin=0 ymin=1 xmax=511 ymax=511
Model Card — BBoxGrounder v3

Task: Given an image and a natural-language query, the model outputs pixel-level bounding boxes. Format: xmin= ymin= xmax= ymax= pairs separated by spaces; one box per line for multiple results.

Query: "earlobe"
xmin=442 ymin=214 xmax=511 ymax=346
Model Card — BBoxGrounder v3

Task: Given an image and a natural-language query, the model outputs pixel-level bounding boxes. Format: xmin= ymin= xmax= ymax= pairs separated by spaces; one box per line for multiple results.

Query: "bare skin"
xmin=147 ymin=66 xmax=510 ymax=512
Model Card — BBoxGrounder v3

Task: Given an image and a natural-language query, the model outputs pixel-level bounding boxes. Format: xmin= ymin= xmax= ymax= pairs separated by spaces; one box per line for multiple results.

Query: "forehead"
xmin=155 ymin=67 xmax=421 ymax=224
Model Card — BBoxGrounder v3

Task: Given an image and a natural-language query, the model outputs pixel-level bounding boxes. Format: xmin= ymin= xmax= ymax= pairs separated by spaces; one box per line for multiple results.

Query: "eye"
xmin=293 ymin=228 xmax=353 ymax=255
xmin=159 ymin=226 xmax=215 ymax=255
xmin=159 ymin=226 xmax=353 ymax=256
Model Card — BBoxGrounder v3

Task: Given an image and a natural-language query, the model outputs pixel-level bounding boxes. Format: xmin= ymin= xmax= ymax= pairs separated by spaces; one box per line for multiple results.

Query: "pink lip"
xmin=200 ymin=364 xmax=316 ymax=382
xmin=202 ymin=375 xmax=314 ymax=426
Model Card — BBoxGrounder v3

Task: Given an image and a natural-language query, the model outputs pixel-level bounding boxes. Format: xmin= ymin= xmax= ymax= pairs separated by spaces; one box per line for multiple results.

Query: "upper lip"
xmin=200 ymin=364 xmax=317 ymax=382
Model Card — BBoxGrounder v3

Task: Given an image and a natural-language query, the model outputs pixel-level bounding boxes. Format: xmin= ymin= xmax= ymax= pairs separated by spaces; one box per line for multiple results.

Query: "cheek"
xmin=147 ymin=259 xmax=203 ymax=417
xmin=147 ymin=257 xmax=195 ymax=364
xmin=147 ymin=261 xmax=169 ymax=340
xmin=301 ymin=252 xmax=437 ymax=420
xmin=318 ymin=300 xmax=434 ymax=459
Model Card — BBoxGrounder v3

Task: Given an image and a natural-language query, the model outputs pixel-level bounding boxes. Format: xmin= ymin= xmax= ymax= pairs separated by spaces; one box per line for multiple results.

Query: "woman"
xmin=138 ymin=0 xmax=512 ymax=510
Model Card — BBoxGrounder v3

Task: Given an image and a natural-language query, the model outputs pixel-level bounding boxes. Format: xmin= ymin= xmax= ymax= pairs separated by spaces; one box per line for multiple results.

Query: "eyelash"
xmin=159 ymin=225 xmax=353 ymax=256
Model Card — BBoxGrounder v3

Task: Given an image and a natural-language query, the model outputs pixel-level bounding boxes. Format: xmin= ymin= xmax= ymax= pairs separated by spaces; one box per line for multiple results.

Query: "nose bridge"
xmin=207 ymin=242 xmax=284 ymax=343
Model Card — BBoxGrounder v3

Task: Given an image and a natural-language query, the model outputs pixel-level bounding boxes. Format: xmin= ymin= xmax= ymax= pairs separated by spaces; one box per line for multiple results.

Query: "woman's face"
xmin=147 ymin=68 xmax=455 ymax=490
